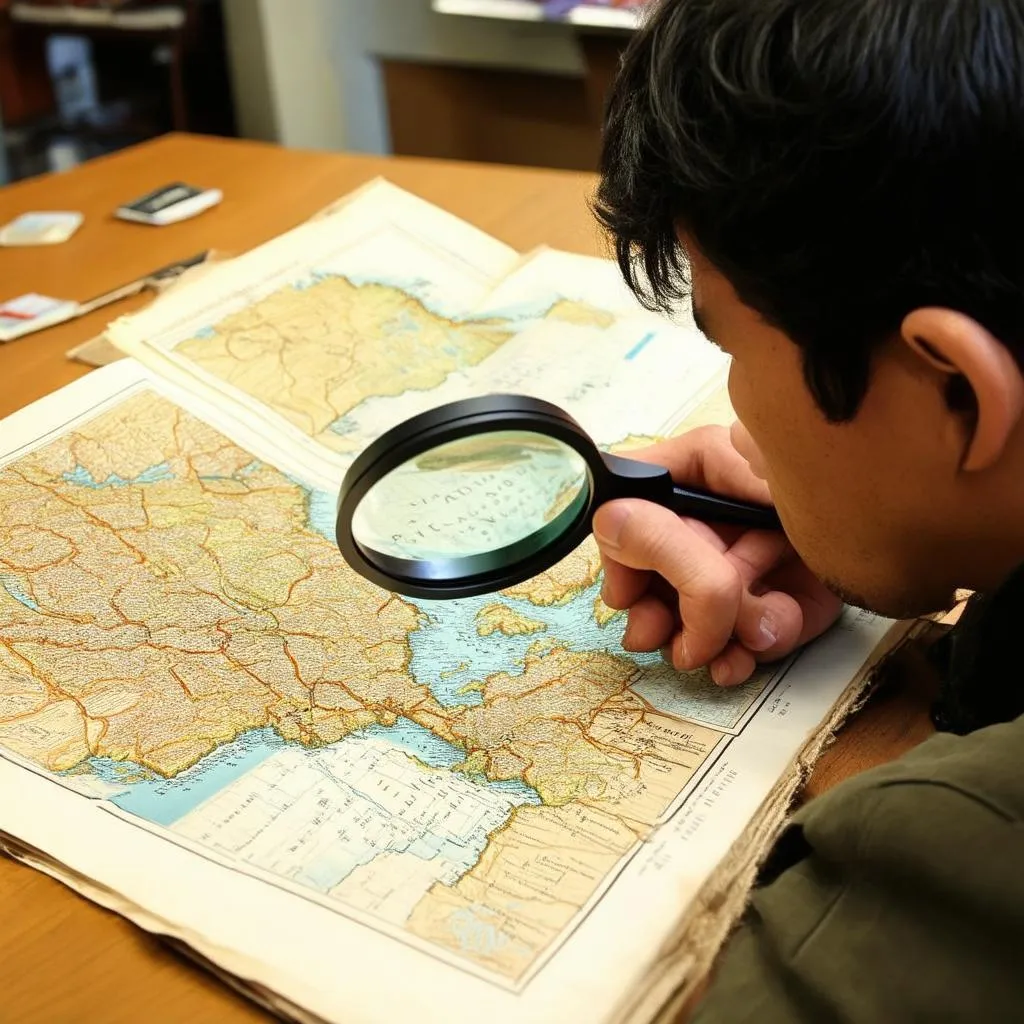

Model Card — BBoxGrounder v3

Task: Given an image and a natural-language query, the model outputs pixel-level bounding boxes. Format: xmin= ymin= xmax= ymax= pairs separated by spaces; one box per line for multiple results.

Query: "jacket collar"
xmin=931 ymin=566 xmax=1024 ymax=734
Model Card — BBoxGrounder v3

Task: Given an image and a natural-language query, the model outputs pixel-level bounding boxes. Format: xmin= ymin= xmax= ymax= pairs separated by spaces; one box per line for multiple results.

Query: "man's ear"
xmin=901 ymin=308 xmax=1024 ymax=472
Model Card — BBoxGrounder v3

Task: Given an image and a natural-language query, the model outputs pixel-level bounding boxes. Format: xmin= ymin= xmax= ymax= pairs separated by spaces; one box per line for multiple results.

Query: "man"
xmin=591 ymin=0 xmax=1024 ymax=1019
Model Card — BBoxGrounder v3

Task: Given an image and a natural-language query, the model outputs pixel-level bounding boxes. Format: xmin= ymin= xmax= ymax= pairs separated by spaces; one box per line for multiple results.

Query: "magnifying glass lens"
xmin=350 ymin=429 xmax=590 ymax=580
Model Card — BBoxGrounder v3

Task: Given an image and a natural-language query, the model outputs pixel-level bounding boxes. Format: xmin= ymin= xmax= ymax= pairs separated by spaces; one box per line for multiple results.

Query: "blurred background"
xmin=0 ymin=0 xmax=650 ymax=183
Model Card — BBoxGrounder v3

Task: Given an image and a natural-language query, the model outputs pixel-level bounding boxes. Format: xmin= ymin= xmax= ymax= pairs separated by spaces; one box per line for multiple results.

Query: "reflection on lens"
xmin=351 ymin=430 xmax=589 ymax=571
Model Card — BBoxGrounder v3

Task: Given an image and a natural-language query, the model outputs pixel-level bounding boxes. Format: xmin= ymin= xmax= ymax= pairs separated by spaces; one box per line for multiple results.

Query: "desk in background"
xmin=0 ymin=133 xmax=938 ymax=1023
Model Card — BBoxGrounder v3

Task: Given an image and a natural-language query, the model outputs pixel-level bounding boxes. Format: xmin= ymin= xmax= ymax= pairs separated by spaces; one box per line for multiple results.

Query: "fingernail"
xmin=711 ymin=661 xmax=732 ymax=686
xmin=677 ymin=634 xmax=689 ymax=668
xmin=749 ymin=613 xmax=778 ymax=652
xmin=622 ymin=622 xmax=636 ymax=650
xmin=594 ymin=503 xmax=631 ymax=551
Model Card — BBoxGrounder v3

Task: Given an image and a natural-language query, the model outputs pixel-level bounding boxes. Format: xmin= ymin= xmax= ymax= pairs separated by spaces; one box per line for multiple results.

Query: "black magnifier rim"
xmin=336 ymin=394 xmax=608 ymax=599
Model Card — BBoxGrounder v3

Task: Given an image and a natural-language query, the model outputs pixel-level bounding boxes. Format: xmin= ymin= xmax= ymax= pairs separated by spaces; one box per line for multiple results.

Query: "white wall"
xmin=223 ymin=0 xmax=585 ymax=154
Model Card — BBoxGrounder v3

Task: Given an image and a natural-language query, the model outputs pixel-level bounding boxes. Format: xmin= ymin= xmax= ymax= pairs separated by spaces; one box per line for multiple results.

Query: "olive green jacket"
xmin=695 ymin=582 xmax=1024 ymax=1023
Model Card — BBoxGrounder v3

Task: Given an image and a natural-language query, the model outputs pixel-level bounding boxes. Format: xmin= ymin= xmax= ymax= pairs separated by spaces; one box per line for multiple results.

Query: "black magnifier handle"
xmin=599 ymin=452 xmax=781 ymax=532
xmin=669 ymin=485 xmax=781 ymax=531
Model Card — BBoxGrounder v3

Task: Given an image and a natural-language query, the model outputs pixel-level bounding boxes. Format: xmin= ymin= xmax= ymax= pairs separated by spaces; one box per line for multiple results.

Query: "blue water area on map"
xmin=82 ymin=717 xmax=540 ymax=830
xmin=0 ymin=573 xmax=40 ymax=611
xmin=261 ymin=722 xmax=538 ymax=893
xmin=361 ymin=717 xmax=465 ymax=768
xmin=86 ymin=727 xmax=287 ymax=827
xmin=405 ymin=580 xmax=656 ymax=712
xmin=626 ymin=331 xmax=656 ymax=360
xmin=480 ymin=296 xmax=561 ymax=323
xmin=328 ymin=414 xmax=359 ymax=437
xmin=286 ymin=478 xmax=337 ymax=543
xmin=63 ymin=458 xmax=261 ymax=490
xmin=483 ymin=777 xmax=543 ymax=804
xmin=381 ymin=309 xmax=420 ymax=337
xmin=293 ymin=475 xmax=653 ymax=710
xmin=198 ymin=459 xmax=262 ymax=483
xmin=305 ymin=487 xmax=339 ymax=541
xmin=338 ymin=272 xmax=454 ymax=315
xmin=192 ymin=326 xmax=217 ymax=339
xmin=62 ymin=461 xmax=174 ymax=489
xmin=359 ymin=718 xmax=541 ymax=805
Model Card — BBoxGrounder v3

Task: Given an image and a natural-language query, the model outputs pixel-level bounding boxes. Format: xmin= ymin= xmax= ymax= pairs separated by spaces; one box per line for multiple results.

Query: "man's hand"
xmin=593 ymin=426 xmax=842 ymax=686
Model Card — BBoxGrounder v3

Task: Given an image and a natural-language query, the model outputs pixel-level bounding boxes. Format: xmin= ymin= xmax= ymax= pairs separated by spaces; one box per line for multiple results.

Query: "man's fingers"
xmin=724 ymin=529 xmax=792 ymax=587
xmin=677 ymin=516 xmax=731 ymax=552
xmin=732 ymin=580 xmax=842 ymax=668
xmin=623 ymin=594 xmax=678 ymax=652
xmin=733 ymin=588 xmax=804 ymax=656
xmin=594 ymin=499 xmax=742 ymax=668
xmin=727 ymin=534 xmax=822 ymax=657
xmin=599 ymin=554 xmax=651 ymax=610
xmin=792 ymin=585 xmax=845 ymax=646
xmin=764 ymin=560 xmax=846 ymax=646
xmin=627 ymin=426 xmax=772 ymax=505
xmin=709 ymin=642 xmax=758 ymax=687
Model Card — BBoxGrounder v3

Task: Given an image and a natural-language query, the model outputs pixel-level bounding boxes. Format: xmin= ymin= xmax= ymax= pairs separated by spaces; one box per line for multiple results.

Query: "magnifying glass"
xmin=335 ymin=394 xmax=780 ymax=600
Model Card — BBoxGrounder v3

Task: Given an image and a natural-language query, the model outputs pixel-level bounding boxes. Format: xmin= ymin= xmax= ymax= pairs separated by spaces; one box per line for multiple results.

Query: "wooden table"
xmin=0 ymin=133 xmax=939 ymax=1023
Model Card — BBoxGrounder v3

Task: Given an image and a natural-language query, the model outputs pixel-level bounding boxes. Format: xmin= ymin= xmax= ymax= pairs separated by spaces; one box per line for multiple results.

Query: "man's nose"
xmin=729 ymin=420 xmax=768 ymax=480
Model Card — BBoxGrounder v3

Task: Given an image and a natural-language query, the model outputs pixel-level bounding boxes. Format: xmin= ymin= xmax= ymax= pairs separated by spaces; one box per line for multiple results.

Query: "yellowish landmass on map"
xmin=173 ymin=276 xmax=512 ymax=453
xmin=408 ymin=651 xmax=722 ymax=977
xmin=608 ymin=433 xmax=660 ymax=453
xmin=593 ymin=595 xmax=622 ymax=626
xmin=500 ymin=539 xmax=603 ymax=607
xmin=407 ymin=802 xmax=634 ymax=979
xmin=442 ymin=645 xmax=719 ymax=810
xmin=545 ymin=299 xmax=616 ymax=330
xmin=0 ymin=394 xmax=441 ymax=776
xmin=524 ymin=637 xmax=557 ymax=660
xmin=475 ymin=603 xmax=547 ymax=638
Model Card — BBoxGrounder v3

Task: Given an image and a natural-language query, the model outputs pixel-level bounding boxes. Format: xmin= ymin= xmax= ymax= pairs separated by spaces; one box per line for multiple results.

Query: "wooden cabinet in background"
xmin=384 ymin=30 xmax=627 ymax=172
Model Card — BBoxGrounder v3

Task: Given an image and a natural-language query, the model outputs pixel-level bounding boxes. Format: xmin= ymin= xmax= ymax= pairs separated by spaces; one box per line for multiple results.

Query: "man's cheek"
xmin=728 ymin=419 xmax=768 ymax=480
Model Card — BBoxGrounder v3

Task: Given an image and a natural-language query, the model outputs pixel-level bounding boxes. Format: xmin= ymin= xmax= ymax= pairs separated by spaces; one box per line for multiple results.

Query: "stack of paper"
xmin=0 ymin=180 xmax=908 ymax=1023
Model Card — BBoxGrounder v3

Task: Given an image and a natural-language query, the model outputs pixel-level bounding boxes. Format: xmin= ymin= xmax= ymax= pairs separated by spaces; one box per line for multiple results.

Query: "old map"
xmin=0 ymin=183 xmax=896 ymax=1024
xmin=173 ymin=276 xmax=515 ymax=454
xmin=110 ymin=183 xmax=729 ymax=461
xmin=0 ymin=389 xmax=771 ymax=982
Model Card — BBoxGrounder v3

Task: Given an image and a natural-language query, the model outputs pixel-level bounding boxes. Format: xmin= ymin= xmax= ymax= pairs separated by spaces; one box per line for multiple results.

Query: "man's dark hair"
xmin=595 ymin=0 xmax=1024 ymax=419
